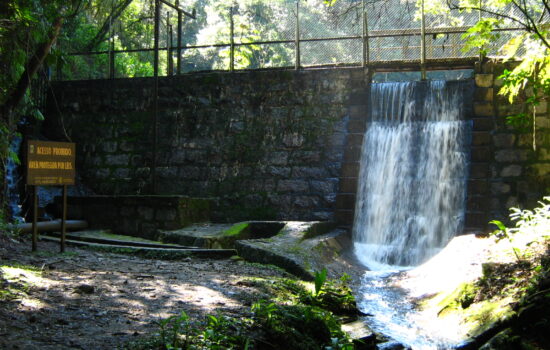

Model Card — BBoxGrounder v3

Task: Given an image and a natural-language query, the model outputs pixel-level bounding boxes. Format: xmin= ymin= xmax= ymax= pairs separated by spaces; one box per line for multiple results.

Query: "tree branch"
xmin=449 ymin=0 xmax=550 ymax=50
xmin=448 ymin=1 xmax=529 ymax=29
xmin=542 ymin=0 xmax=550 ymax=19
xmin=510 ymin=0 xmax=550 ymax=49
xmin=1 ymin=17 xmax=63 ymax=125
xmin=84 ymin=0 xmax=134 ymax=51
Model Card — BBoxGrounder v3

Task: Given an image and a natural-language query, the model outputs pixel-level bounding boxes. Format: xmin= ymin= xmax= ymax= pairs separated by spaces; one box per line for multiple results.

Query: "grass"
xmin=0 ymin=261 xmax=43 ymax=301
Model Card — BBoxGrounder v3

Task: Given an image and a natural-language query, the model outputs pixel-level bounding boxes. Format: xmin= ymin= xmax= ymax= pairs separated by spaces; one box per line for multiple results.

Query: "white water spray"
xmin=353 ymin=81 xmax=470 ymax=270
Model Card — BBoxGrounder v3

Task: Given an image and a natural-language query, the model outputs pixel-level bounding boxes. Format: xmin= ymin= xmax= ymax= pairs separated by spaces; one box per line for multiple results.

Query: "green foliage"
xmin=418 ymin=0 xmax=550 ymax=143
xmin=461 ymin=18 xmax=501 ymax=57
xmin=157 ymin=312 xmax=191 ymax=349
xmin=252 ymin=300 xmax=352 ymax=350
xmin=489 ymin=196 xmax=550 ymax=261
xmin=127 ymin=311 xmax=250 ymax=350
xmin=489 ymin=219 xmax=522 ymax=260
xmin=498 ymin=59 xmax=550 ymax=149
xmin=128 ymin=274 xmax=355 ymax=349
xmin=301 ymin=272 xmax=358 ymax=316
xmin=314 ymin=268 xmax=328 ymax=296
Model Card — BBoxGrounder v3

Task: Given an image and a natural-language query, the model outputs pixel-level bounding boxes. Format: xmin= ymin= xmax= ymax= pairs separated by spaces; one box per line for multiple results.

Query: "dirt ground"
xmin=0 ymin=235 xmax=289 ymax=349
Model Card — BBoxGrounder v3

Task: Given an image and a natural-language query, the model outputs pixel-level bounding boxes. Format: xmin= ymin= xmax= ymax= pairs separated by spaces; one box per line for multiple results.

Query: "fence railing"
xmin=55 ymin=0 xmax=522 ymax=81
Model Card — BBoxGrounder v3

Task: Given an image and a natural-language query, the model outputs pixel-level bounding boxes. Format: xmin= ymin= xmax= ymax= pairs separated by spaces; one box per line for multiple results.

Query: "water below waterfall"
xmin=353 ymin=80 xmax=472 ymax=349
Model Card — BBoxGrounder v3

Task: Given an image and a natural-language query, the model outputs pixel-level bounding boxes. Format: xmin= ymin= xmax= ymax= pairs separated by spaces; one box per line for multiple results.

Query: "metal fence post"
xmin=152 ymin=0 xmax=160 ymax=194
xmin=420 ymin=0 xmax=426 ymax=80
xmin=295 ymin=0 xmax=300 ymax=70
xmin=176 ymin=0 xmax=182 ymax=74
xmin=167 ymin=12 xmax=173 ymax=76
xmin=108 ymin=13 xmax=115 ymax=79
xmin=230 ymin=6 xmax=235 ymax=72
xmin=362 ymin=0 xmax=369 ymax=67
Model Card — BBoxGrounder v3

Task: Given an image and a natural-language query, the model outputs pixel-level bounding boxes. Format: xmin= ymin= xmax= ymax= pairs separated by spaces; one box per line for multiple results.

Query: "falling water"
xmin=353 ymin=80 xmax=472 ymax=349
xmin=6 ymin=135 xmax=24 ymax=222
xmin=353 ymin=80 xmax=470 ymax=270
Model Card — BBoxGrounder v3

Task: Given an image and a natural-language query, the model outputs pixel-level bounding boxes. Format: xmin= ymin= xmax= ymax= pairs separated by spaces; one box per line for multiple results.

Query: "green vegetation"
xmin=0 ymin=261 xmax=42 ymax=301
xmin=426 ymin=197 xmax=550 ymax=346
xmin=425 ymin=0 xmax=550 ymax=149
xmin=222 ymin=222 xmax=249 ymax=237
xmin=126 ymin=311 xmax=251 ymax=350
xmin=490 ymin=196 xmax=550 ymax=261
xmin=126 ymin=272 xmax=357 ymax=350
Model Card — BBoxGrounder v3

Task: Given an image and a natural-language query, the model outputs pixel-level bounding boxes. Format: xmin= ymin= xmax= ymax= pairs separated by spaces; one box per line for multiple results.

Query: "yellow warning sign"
xmin=27 ymin=141 xmax=75 ymax=186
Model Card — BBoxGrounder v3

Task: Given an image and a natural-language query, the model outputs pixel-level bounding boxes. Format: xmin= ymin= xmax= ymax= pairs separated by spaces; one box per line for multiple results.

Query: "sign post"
xmin=27 ymin=140 xmax=75 ymax=252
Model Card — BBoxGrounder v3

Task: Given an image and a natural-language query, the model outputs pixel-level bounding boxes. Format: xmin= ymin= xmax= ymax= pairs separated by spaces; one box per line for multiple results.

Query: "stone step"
xmin=158 ymin=221 xmax=286 ymax=249
xmin=40 ymin=235 xmax=237 ymax=259
xmin=43 ymin=231 xmax=198 ymax=249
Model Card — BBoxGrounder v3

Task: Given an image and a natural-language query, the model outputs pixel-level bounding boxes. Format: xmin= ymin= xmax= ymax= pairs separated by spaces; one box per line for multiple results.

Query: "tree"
xmin=0 ymin=0 xmax=84 ymax=222
xmin=443 ymin=0 xmax=550 ymax=150
xmin=83 ymin=0 xmax=134 ymax=52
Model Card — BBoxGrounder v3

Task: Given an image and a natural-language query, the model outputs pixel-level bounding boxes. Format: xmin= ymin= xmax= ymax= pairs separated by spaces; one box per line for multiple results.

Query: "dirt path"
xmin=0 ymin=236 xmax=288 ymax=349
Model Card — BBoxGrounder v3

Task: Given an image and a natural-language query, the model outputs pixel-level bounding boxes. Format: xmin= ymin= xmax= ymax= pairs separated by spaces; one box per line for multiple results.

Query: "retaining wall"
xmin=44 ymin=63 xmax=550 ymax=230
xmin=45 ymin=68 xmax=369 ymax=222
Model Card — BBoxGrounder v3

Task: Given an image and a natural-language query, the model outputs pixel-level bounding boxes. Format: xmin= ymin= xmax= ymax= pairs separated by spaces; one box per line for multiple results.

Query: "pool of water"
xmin=356 ymin=234 xmax=490 ymax=349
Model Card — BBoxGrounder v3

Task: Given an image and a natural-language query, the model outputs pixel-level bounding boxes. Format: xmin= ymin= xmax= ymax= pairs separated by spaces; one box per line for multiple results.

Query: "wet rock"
xmin=376 ymin=341 xmax=409 ymax=350
xmin=341 ymin=320 xmax=376 ymax=349
xmin=478 ymin=328 xmax=520 ymax=350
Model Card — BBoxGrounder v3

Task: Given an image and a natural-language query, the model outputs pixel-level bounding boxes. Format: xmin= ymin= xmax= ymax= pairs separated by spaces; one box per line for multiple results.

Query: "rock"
xmin=57 ymin=318 xmax=69 ymax=325
xmin=478 ymin=329 xmax=519 ymax=350
xmin=342 ymin=320 xmax=376 ymax=349
xmin=74 ymin=284 xmax=95 ymax=294
xmin=377 ymin=341 xmax=409 ymax=350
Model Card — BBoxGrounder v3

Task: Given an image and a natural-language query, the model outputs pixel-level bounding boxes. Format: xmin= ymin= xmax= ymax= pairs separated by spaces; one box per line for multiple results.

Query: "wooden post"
xmin=32 ymin=186 xmax=38 ymax=252
xmin=60 ymin=185 xmax=67 ymax=253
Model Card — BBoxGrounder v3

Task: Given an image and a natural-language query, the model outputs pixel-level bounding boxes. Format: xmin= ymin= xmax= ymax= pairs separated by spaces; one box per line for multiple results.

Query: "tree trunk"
xmin=1 ymin=17 xmax=63 ymax=126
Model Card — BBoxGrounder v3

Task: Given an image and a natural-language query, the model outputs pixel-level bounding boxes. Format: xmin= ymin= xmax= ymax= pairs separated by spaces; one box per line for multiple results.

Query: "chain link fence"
xmin=56 ymin=0 xmax=524 ymax=80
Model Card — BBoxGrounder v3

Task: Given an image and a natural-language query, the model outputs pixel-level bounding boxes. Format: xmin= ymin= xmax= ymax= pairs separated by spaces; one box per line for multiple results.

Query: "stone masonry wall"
xmin=56 ymin=195 xmax=210 ymax=239
xmin=468 ymin=62 xmax=550 ymax=228
xmin=45 ymin=68 xmax=370 ymax=222
xmin=45 ymin=63 xmax=549 ymax=230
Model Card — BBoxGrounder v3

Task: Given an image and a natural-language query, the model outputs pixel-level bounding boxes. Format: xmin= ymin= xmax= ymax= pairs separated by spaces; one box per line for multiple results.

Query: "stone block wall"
xmin=45 ymin=68 xmax=370 ymax=222
xmin=468 ymin=62 xmax=550 ymax=227
xmin=55 ymin=195 xmax=210 ymax=239
xmin=44 ymin=63 xmax=549 ymax=230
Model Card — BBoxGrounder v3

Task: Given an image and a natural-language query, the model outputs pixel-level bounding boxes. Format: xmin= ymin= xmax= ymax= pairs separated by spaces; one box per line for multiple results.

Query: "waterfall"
xmin=6 ymin=135 xmax=24 ymax=222
xmin=353 ymin=81 xmax=470 ymax=270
